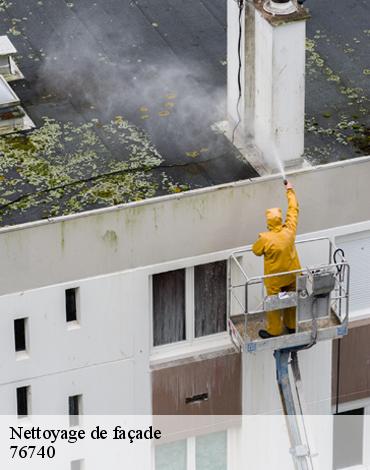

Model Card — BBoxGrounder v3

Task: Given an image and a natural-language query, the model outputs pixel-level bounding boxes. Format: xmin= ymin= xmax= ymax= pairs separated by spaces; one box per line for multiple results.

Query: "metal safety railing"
xmin=228 ymin=237 xmax=350 ymax=344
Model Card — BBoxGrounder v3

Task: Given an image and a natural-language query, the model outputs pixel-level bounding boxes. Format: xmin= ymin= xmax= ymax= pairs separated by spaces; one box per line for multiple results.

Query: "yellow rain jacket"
xmin=252 ymin=188 xmax=301 ymax=292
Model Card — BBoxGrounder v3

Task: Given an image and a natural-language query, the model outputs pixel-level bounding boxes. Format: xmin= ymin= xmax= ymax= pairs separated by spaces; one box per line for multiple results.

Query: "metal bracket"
xmin=247 ymin=343 xmax=257 ymax=353
xmin=290 ymin=444 xmax=309 ymax=457
xmin=337 ymin=325 xmax=348 ymax=337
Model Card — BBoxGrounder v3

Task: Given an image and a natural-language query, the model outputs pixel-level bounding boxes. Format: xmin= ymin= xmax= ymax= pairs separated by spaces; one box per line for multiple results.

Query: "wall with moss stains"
xmin=0 ymin=156 xmax=370 ymax=296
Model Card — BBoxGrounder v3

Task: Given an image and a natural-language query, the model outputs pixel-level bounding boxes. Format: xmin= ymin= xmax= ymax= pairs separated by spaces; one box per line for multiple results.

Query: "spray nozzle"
xmin=283 ymin=179 xmax=288 ymax=186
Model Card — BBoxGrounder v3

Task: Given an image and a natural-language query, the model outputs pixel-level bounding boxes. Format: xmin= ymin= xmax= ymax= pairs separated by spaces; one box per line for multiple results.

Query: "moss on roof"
xmin=0 ymin=116 xmax=190 ymax=224
xmin=304 ymin=35 xmax=370 ymax=164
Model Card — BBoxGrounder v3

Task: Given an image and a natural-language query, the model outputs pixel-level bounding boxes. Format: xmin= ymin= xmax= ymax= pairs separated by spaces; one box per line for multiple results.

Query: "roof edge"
xmin=1 ymin=155 xmax=369 ymax=235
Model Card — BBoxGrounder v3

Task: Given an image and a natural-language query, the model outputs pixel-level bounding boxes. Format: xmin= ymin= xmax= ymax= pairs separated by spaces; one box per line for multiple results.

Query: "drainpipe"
xmin=227 ymin=0 xmax=310 ymax=173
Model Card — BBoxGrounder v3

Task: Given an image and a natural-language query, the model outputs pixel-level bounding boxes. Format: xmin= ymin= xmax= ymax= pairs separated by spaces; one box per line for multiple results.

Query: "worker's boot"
xmin=261 ymin=310 xmax=284 ymax=339
xmin=258 ymin=329 xmax=279 ymax=339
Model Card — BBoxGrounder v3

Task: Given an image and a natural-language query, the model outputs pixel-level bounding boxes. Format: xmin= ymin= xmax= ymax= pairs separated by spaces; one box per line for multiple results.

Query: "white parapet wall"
xmin=0 ymin=157 xmax=370 ymax=296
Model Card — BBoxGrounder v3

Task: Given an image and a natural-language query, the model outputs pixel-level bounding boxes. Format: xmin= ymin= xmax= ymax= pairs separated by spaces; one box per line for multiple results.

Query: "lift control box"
xmin=306 ymin=269 xmax=336 ymax=297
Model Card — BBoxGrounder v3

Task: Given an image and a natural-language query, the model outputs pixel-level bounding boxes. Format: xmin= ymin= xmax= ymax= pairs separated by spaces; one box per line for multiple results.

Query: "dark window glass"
xmin=333 ymin=408 xmax=364 ymax=469
xmin=69 ymin=395 xmax=81 ymax=426
xmin=14 ymin=318 xmax=26 ymax=352
xmin=65 ymin=288 xmax=78 ymax=322
xmin=194 ymin=261 xmax=227 ymax=337
xmin=16 ymin=386 xmax=29 ymax=417
xmin=153 ymin=269 xmax=186 ymax=346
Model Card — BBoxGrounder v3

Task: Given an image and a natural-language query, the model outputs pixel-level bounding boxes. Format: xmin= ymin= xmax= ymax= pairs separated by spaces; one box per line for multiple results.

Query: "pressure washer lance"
xmin=284 ymin=179 xmax=288 ymax=186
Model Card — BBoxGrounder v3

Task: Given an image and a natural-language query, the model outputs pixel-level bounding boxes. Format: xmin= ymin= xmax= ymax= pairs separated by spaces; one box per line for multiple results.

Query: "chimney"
xmin=227 ymin=0 xmax=310 ymax=173
xmin=0 ymin=35 xmax=24 ymax=82
xmin=0 ymin=36 xmax=35 ymax=135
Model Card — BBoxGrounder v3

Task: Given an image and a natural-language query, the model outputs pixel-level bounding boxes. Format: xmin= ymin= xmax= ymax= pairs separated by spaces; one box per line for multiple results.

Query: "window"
xmin=65 ymin=288 xmax=79 ymax=323
xmin=333 ymin=408 xmax=364 ymax=469
xmin=194 ymin=261 xmax=227 ymax=338
xmin=153 ymin=269 xmax=186 ymax=346
xmin=155 ymin=439 xmax=187 ymax=470
xmin=152 ymin=261 xmax=227 ymax=348
xmin=336 ymin=232 xmax=370 ymax=317
xmin=71 ymin=459 xmax=84 ymax=470
xmin=16 ymin=386 xmax=30 ymax=417
xmin=196 ymin=431 xmax=227 ymax=470
xmin=14 ymin=318 xmax=27 ymax=353
xmin=69 ymin=395 xmax=82 ymax=426
xmin=155 ymin=431 xmax=227 ymax=470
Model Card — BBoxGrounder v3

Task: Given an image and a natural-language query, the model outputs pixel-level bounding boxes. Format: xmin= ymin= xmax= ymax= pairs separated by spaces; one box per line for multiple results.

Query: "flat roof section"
xmin=305 ymin=0 xmax=369 ymax=163
xmin=0 ymin=0 xmax=258 ymax=227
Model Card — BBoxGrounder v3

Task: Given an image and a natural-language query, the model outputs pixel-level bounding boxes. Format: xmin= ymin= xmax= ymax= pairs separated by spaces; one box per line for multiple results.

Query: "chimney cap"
xmin=253 ymin=0 xmax=310 ymax=25
xmin=263 ymin=0 xmax=297 ymax=15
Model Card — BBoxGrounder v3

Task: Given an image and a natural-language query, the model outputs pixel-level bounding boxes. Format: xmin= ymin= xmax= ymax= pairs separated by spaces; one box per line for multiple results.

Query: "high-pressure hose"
xmin=231 ymin=0 xmax=245 ymax=144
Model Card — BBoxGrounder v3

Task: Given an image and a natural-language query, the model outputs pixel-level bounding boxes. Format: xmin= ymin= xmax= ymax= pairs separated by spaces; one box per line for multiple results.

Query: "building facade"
xmin=1 ymin=158 xmax=370 ymax=468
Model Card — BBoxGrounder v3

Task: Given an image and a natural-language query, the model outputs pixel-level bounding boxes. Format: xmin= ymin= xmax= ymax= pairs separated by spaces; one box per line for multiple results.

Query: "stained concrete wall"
xmin=243 ymin=341 xmax=333 ymax=415
xmin=1 ymin=156 xmax=370 ymax=417
xmin=1 ymin=157 xmax=370 ymax=297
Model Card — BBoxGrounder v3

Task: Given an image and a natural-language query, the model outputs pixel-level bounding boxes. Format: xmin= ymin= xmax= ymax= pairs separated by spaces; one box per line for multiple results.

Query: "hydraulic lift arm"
xmin=275 ymin=347 xmax=315 ymax=470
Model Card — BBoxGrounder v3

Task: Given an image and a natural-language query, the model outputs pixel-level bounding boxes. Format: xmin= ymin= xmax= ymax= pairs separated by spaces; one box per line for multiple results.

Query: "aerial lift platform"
xmin=228 ymin=237 xmax=350 ymax=470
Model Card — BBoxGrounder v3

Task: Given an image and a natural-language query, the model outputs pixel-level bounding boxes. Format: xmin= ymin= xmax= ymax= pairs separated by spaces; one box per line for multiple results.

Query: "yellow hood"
xmin=266 ymin=207 xmax=283 ymax=232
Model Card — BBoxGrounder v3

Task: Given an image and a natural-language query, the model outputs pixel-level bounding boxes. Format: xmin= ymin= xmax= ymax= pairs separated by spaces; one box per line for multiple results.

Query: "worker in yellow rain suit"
xmin=252 ymin=180 xmax=301 ymax=339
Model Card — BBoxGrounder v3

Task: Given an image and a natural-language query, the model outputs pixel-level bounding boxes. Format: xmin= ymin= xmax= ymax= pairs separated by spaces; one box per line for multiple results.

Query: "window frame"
xmin=154 ymin=429 xmax=231 ymax=470
xmin=16 ymin=385 xmax=31 ymax=418
xmin=69 ymin=394 xmax=83 ymax=427
xmin=193 ymin=260 xmax=228 ymax=339
xmin=333 ymin=399 xmax=370 ymax=470
xmin=335 ymin=230 xmax=370 ymax=321
xmin=14 ymin=317 xmax=29 ymax=360
xmin=150 ymin=259 xmax=230 ymax=360
xmin=152 ymin=267 xmax=187 ymax=347
xmin=71 ymin=459 xmax=84 ymax=470
xmin=65 ymin=287 xmax=81 ymax=329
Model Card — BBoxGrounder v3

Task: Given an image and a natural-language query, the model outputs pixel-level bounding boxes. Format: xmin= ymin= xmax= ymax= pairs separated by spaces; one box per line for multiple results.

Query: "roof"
xmin=0 ymin=0 xmax=259 ymax=227
xmin=305 ymin=0 xmax=369 ymax=164
xmin=0 ymin=0 xmax=368 ymax=227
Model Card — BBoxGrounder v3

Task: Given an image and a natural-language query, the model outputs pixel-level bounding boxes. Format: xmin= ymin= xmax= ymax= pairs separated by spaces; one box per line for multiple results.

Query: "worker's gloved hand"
xmin=285 ymin=180 xmax=293 ymax=190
